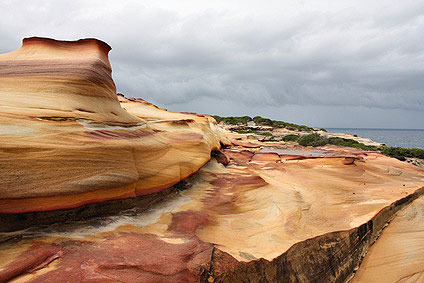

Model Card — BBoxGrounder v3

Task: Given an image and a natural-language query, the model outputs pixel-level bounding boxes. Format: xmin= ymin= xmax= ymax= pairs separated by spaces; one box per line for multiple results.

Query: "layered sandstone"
xmin=351 ymin=197 xmax=424 ymax=282
xmin=0 ymin=37 xmax=228 ymax=214
xmin=0 ymin=38 xmax=423 ymax=282
xmin=1 ymin=133 xmax=423 ymax=281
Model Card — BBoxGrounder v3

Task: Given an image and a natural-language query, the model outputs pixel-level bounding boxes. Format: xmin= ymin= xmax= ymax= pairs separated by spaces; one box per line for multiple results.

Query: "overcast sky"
xmin=1 ymin=0 xmax=423 ymax=129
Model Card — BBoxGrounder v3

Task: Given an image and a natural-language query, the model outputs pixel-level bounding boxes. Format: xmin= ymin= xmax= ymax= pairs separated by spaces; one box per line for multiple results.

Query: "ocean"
xmin=327 ymin=128 xmax=424 ymax=149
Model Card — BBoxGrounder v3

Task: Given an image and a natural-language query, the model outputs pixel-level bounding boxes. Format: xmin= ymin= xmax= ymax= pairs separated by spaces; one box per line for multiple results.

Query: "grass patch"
xmin=289 ymin=133 xmax=424 ymax=161
xmin=293 ymin=134 xmax=377 ymax=150
xmin=212 ymin=115 xmax=314 ymax=131
xmin=215 ymin=114 xmax=424 ymax=162
xmin=212 ymin=115 xmax=252 ymax=125
xmin=379 ymin=147 xmax=424 ymax=160
xmin=298 ymin=134 xmax=328 ymax=147
xmin=282 ymin=134 xmax=300 ymax=142
xmin=328 ymin=137 xmax=377 ymax=151
xmin=252 ymin=116 xmax=314 ymax=131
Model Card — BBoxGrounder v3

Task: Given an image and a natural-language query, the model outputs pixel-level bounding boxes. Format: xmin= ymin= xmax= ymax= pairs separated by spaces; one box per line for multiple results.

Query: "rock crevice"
xmin=203 ymin=187 xmax=424 ymax=282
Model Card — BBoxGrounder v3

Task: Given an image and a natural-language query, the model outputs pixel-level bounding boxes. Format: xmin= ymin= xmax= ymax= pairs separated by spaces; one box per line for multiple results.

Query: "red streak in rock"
xmin=2 ymin=233 xmax=213 ymax=282
xmin=22 ymin=37 xmax=111 ymax=54
xmin=341 ymin=157 xmax=358 ymax=165
xmin=213 ymin=150 xmax=229 ymax=166
xmin=84 ymin=129 xmax=153 ymax=140
xmin=135 ymin=181 xmax=179 ymax=197
xmin=0 ymin=190 xmax=136 ymax=214
xmin=224 ymin=149 xmax=254 ymax=164
xmin=170 ymin=119 xmax=195 ymax=125
xmin=179 ymin=112 xmax=207 ymax=118
xmin=0 ymin=243 xmax=62 ymax=282
xmin=251 ymin=152 xmax=280 ymax=162
xmin=279 ymin=155 xmax=309 ymax=160
xmin=202 ymin=173 xmax=268 ymax=213
xmin=231 ymin=140 xmax=261 ymax=148
xmin=168 ymin=211 xmax=210 ymax=235
xmin=168 ymin=210 xmax=209 ymax=235
xmin=212 ymin=174 xmax=267 ymax=188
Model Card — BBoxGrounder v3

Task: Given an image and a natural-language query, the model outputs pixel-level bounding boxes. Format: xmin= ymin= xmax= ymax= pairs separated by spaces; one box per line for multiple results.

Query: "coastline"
xmin=320 ymin=130 xmax=383 ymax=147
xmin=325 ymin=128 xmax=424 ymax=170
xmin=218 ymin=121 xmax=424 ymax=170
xmin=326 ymin=128 xmax=424 ymax=149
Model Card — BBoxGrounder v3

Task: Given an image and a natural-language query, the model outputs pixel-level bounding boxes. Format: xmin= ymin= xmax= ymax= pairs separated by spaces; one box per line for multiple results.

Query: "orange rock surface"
xmin=0 ymin=37 xmax=423 ymax=282
xmin=351 ymin=197 xmax=424 ymax=282
xmin=1 ymin=138 xmax=423 ymax=281
xmin=0 ymin=37 xmax=228 ymax=213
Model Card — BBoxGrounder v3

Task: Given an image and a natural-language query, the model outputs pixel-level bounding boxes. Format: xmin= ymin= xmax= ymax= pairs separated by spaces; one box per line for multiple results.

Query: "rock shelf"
xmin=0 ymin=38 xmax=423 ymax=282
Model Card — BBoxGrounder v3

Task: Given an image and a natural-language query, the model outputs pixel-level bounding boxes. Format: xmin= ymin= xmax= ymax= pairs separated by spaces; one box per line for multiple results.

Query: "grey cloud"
xmin=0 ymin=0 xmax=423 ymax=128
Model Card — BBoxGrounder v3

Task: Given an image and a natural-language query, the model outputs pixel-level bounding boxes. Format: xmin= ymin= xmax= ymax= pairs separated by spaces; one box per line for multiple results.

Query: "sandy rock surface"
xmin=0 ymin=37 xmax=228 ymax=213
xmin=351 ymin=197 xmax=424 ymax=282
xmin=0 ymin=37 xmax=423 ymax=282
xmin=1 ymin=132 xmax=423 ymax=281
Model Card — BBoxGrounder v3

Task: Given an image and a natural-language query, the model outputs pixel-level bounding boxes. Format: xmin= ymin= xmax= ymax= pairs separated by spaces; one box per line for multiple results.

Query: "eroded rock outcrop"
xmin=0 ymin=37 xmax=423 ymax=282
xmin=0 ymin=37 xmax=229 ymax=215
xmin=351 ymin=196 xmax=424 ymax=282
xmin=1 ymin=134 xmax=423 ymax=282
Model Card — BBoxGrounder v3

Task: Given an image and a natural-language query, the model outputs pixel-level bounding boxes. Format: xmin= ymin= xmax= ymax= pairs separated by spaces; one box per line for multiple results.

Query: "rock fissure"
xmin=206 ymin=187 xmax=424 ymax=282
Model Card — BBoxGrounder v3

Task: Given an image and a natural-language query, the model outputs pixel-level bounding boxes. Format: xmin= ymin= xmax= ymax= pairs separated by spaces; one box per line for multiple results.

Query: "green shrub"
xmin=252 ymin=116 xmax=314 ymax=131
xmin=213 ymin=114 xmax=424 ymax=161
xmin=212 ymin=115 xmax=252 ymax=125
xmin=283 ymin=134 xmax=300 ymax=142
xmin=296 ymin=134 xmax=377 ymax=149
xmin=295 ymin=135 xmax=424 ymax=160
xmin=211 ymin=115 xmax=313 ymax=131
xmin=328 ymin=137 xmax=377 ymax=151
xmin=378 ymin=147 xmax=424 ymax=159
xmin=298 ymin=134 xmax=328 ymax=147
xmin=296 ymin=135 xmax=424 ymax=161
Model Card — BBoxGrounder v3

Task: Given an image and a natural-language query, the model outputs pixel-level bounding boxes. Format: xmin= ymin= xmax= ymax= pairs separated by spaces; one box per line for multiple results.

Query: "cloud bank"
xmin=1 ymin=0 xmax=423 ymax=128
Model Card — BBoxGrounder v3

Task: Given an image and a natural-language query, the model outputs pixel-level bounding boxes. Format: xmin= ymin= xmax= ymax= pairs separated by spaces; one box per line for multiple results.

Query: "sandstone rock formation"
xmin=0 ymin=37 xmax=229 ymax=214
xmin=351 ymin=196 xmax=424 ymax=282
xmin=0 ymin=37 xmax=423 ymax=282
xmin=1 ymin=133 xmax=423 ymax=281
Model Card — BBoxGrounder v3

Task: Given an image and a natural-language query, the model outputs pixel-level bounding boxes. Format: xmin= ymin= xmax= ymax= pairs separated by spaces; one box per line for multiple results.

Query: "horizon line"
xmin=324 ymin=127 xmax=424 ymax=131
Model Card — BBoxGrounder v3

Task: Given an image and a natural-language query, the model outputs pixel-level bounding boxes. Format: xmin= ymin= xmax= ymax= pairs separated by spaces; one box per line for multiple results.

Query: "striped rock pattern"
xmin=0 ymin=37 xmax=229 ymax=213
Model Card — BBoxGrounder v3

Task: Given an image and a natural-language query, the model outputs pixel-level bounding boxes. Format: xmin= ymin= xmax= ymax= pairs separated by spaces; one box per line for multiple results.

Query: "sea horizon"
xmin=325 ymin=128 xmax=424 ymax=149
xmin=326 ymin=127 xmax=424 ymax=131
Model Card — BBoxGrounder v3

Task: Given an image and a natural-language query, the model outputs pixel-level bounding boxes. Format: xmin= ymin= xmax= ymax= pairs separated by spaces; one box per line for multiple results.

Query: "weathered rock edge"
xmin=200 ymin=186 xmax=424 ymax=283
xmin=0 ymin=179 xmax=192 ymax=233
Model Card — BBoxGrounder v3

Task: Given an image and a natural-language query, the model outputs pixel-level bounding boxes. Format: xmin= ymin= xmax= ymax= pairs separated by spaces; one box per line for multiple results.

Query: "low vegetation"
xmin=212 ymin=115 xmax=252 ymax=125
xmin=214 ymin=115 xmax=423 ymax=162
xmin=285 ymin=133 xmax=377 ymax=150
xmin=212 ymin=115 xmax=315 ymax=132
xmin=287 ymin=133 xmax=424 ymax=161
xmin=251 ymin=116 xmax=314 ymax=131
xmin=282 ymin=134 xmax=300 ymax=142
xmin=379 ymin=147 xmax=424 ymax=160
xmin=298 ymin=133 xmax=328 ymax=147
xmin=327 ymin=137 xmax=378 ymax=151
